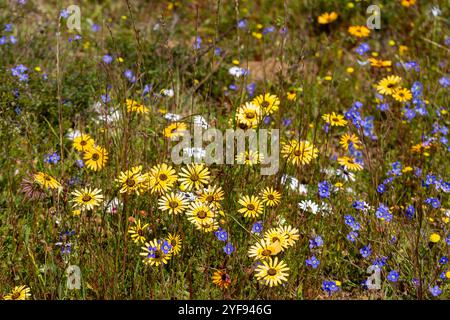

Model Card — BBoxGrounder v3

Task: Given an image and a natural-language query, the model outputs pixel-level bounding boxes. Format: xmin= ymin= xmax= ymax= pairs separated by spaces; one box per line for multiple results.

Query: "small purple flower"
xmin=360 ymin=245 xmax=372 ymax=258
xmin=375 ymin=204 xmax=393 ymax=222
xmin=387 ymin=270 xmax=399 ymax=282
xmin=223 ymin=242 xmax=234 ymax=255
xmin=306 ymin=255 xmax=320 ymax=269
xmin=4 ymin=23 xmax=13 ymax=32
xmin=102 ymin=54 xmax=113 ymax=64
xmin=347 ymin=231 xmax=358 ymax=242
xmin=76 ymin=159 xmax=84 ymax=168
xmin=262 ymin=26 xmax=275 ymax=35
xmin=439 ymin=256 xmax=448 ymax=265
xmin=60 ymin=9 xmax=70 ymax=19
xmin=439 ymin=77 xmax=449 ymax=88
xmin=429 ymin=285 xmax=442 ymax=297
xmin=309 ymin=235 xmax=323 ymax=249
xmin=237 ymin=19 xmax=247 ymax=29
xmin=322 ymin=281 xmax=339 ymax=295
xmin=424 ymin=197 xmax=440 ymax=209
xmin=214 ymin=228 xmax=228 ymax=242
xmin=193 ymin=36 xmax=201 ymax=50
xmin=161 ymin=240 xmax=172 ymax=254
xmin=91 ymin=23 xmax=100 ymax=32
xmin=251 ymin=221 xmax=263 ymax=234
xmin=405 ymin=205 xmax=415 ymax=219
xmin=318 ymin=181 xmax=330 ymax=199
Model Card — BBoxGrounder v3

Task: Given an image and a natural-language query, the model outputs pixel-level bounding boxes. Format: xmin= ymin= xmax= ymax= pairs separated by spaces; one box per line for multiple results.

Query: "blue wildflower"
xmin=306 ymin=255 xmax=320 ymax=269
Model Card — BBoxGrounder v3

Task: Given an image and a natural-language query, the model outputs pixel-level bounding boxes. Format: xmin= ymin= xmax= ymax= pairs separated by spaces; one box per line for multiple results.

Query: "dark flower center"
xmin=247 ymin=204 xmax=255 ymax=211
xmin=82 ymin=194 xmax=92 ymax=202
xmin=159 ymin=173 xmax=168 ymax=181
xmin=91 ymin=153 xmax=100 ymax=161
xmin=169 ymin=201 xmax=179 ymax=209
xmin=197 ymin=210 xmax=207 ymax=219
xmin=268 ymin=268 xmax=277 ymax=276
xmin=261 ymin=101 xmax=270 ymax=108
xmin=126 ymin=178 xmax=136 ymax=187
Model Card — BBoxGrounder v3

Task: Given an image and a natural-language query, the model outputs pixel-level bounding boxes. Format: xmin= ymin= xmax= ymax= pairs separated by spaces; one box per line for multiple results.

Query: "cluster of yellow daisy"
xmin=248 ymin=225 xmax=299 ymax=287
xmin=376 ymin=75 xmax=412 ymax=102
xmin=72 ymin=133 xmax=109 ymax=171
xmin=234 ymin=93 xmax=280 ymax=129
xmin=238 ymin=187 xmax=281 ymax=219
xmin=336 ymin=133 xmax=363 ymax=172
xmin=281 ymin=139 xmax=319 ymax=166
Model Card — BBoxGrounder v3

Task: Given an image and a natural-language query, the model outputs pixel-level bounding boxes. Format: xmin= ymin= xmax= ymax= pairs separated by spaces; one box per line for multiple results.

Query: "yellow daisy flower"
xmin=83 ymin=145 xmax=108 ymax=171
xmin=238 ymin=195 xmax=263 ymax=218
xmin=33 ymin=172 xmax=61 ymax=190
xmin=3 ymin=285 xmax=31 ymax=300
xmin=158 ymin=192 xmax=189 ymax=215
xmin=254 ymin=257 xmax=290 ymax=287
xmin=71 ymin=187 xmax=103 ymax=210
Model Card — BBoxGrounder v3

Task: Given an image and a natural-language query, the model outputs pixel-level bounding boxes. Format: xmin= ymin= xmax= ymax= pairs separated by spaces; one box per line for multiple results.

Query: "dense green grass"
xmin=0 ymin=0 xmax=448 ymax=299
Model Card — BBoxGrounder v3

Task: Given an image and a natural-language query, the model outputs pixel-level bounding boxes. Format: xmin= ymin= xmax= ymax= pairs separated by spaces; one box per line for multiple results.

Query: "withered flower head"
xmin=21 ymin=177 xmax=46 ymax=201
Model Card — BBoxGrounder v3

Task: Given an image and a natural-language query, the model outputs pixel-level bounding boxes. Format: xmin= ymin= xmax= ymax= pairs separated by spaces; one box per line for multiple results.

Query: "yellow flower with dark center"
xmin=260 ymin=187 xmax=281 ymax=207
xmin=73 ymin=133 xmax=95 ymax=152
xmin=348 ymin=25 xmax=370 ymax=38
xmin=264 ymin=228 xmax=290 ymax=251
xmin=322 ymin=112 xmax=347 ymax=126
xmin=252 ymin=93 xmax=280 ymax=115
xmin=376 ymin=75 xmax=402 ymax=95
xmin=401 ymin=0 xmax=416 ymax=7
xmin=166 ymin=233 xmax=182 ymax=256
xmin=116 ymin=166 xmax=145 ymax=195
xmin=277 ymin=225 xmax=299 ymax=247
xmin=338 ymin=156 xmax=363 ymax=171
xmin=198 ymin=185 xmax=224 ymax=209
xmin=128 ymin=219 xmax=149 ymax=244
xmin=286 ymin=90 xmax=297 ymax=101
xmin=236 ymin=102 xmax=262 ymax=129
xmin=140 ymin=239 xmax=172 ymax=267
xmin=83 ymin=145 xmax=108 ymax=171
xmin=126 ymin=99 xmax=149 ymax=114
xmin=393 ymin=87 xmax=412 ymax=102
xmin=248 ymin=238 xmax=282 ymax=260
xmin=254 ymin=257 xmax=290 ymax=287
xmin=339 ymin=133 xmax=362 ymax=150
xmin=158 ymin=192 xmax=189 ymax=215
xmin=147 ymin=163 xmax=178 ymax=194
xmin=186 ymin=201 xmax=215 ymax=226
xmin=164 ymin=122 xmax=188 ymax=139
xmin=235 ymin=150 xmax=264 ymax=165
xmin=317 ymin=12 xmax=338 ymax=24
xmin=3 ymin=285 xmax=31 ymax=300
xmin=71 ymin=187 xmax=103 ymax=210
xmin=238 ymin=195 xmax=263 ymax=218
xmin=212 ymin=270 xmax=231 ymax=289
xmin=34 ymin=172 xmax=61 ymax=190
xmin=179 ymin=163 xmax=210 ymax=191
xmin=281 ymin=139 xmax=319 ymax=166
